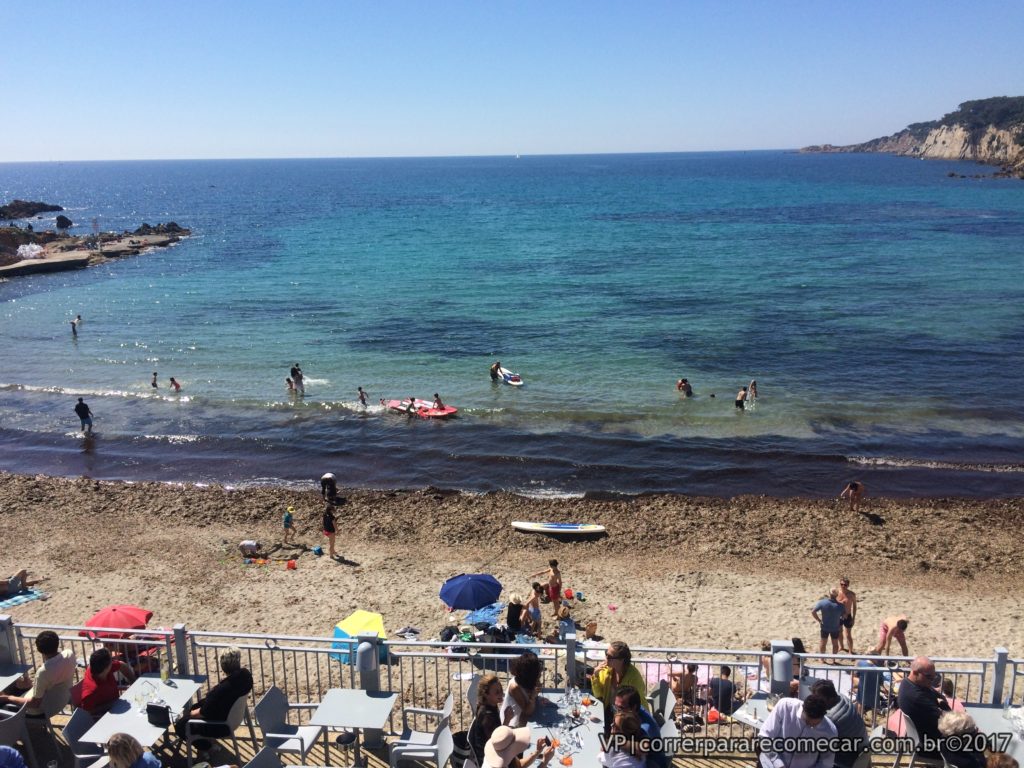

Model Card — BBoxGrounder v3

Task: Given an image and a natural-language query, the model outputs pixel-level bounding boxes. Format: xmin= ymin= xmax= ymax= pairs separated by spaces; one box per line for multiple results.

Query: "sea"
xmin=1 ymin=152 xmax=1023 ymax=498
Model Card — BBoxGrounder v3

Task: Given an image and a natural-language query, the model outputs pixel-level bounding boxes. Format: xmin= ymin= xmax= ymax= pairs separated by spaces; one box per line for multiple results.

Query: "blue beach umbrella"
xmin=439 ymin=573 xmax=503 ymax=611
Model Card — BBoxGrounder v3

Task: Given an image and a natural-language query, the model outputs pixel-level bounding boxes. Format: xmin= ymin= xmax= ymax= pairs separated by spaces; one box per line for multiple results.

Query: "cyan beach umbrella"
xmin=439 ymin=573 xmax=502 ymax=611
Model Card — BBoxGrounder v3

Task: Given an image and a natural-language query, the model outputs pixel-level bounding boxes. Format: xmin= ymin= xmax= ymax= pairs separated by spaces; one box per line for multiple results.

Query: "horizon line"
xmin=0 ymin=148 xmax=805 ymax=165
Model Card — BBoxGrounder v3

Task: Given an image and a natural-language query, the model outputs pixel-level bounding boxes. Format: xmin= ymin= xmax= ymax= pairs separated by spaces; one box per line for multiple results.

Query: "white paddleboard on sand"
xmin=511 ymin=521 xmax=606 ymax=535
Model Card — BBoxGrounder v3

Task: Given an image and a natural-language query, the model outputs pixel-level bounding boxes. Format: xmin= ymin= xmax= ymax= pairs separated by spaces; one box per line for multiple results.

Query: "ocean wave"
xmin=1 ymin=382 xmax=194 ymax=403
xmin=510 ymin=487 xmax=587 ymax=500
xmin=141 ymin=434 xmax=202 ymax=444
xmin=847 ymin=456 xmax=1024 ymax=473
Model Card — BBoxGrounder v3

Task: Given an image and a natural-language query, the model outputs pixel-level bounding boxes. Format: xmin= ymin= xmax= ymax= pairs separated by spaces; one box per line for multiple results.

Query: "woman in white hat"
xmin=483 ymin=725 xmax=555 ymax=768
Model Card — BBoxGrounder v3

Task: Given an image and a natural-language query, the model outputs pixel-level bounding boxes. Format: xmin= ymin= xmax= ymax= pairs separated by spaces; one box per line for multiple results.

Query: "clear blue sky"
xmin=3 ymin=0 xmax=1022 ymax=161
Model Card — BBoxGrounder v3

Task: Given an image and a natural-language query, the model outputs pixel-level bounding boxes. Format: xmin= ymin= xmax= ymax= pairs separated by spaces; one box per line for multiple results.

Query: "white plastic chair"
xmin=61 ymin=708 xmax=105 ymax=768
xmin=0 ymin=702 xmax=39 ymax=768
xmin=253 ymin=686 xmax=326 ymax=764
xmin=901 ymin=712 xmax=944 ymax=768
xmin=243 ymin=746 xmax=286 ymax=768
xmin=390 ymin=693 xmax=454 ymax=767
xmin=466 ymin=674 xmax=481 ymax=712
xmin=185 ymin=693 xmax=257 ymax=768
xmin=390 ymin=719 xmax=453 ymax=768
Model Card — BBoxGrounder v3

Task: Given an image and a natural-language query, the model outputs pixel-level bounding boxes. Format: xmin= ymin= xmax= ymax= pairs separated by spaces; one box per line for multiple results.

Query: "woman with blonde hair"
xmin=108 ymin=733 xmax=161 ymax=768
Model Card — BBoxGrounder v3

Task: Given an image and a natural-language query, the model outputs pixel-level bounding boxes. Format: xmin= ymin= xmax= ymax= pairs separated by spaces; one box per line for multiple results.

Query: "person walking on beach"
xmin=837 ymin=577 xmax=857 ymax=652
xmin=322 ymin=503 xmax=338 ymax=559
xmin=290 ymin=363 xmax=304 ymax=394
xmin=169 ymin=377 xmax=181 ymax=393
xmin=151 ymin=372 xmax=158 ymax=389
xmin=531 ymin=559 xmax=563 ymax=618
xmin=283 ymin=505 xmax=296 ymax=544
xmin=735 ymin=386 xmax=748 ymax=409
xmin=74 ymin=397 xmax=94 ymax=434
xmin=839 ymin=481 xmax=865 ymax=512
xmin=357 ymin=387 xmax=368 ymax=406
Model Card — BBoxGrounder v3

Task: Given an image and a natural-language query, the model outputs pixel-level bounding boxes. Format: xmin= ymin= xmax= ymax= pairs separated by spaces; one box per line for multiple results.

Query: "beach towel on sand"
xmin=464 ymin=602 xmax=505 ymax=626
xmin=0 ymin=588 xmax=49 ymax=610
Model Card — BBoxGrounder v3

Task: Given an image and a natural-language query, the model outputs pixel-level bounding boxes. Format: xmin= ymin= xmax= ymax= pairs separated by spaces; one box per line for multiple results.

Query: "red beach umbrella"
xmin=80 ymin=604 xmax=154 ymax=639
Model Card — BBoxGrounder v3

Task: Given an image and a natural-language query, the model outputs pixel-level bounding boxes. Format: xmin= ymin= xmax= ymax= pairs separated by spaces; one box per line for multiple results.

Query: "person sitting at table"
xmin=80 ymin=647 xmax=136 ymax=718
xmin=758 ymin=693 xmax=837 ymax=768
xmin=614 ymin=686 xmax=665 ymax=768
xmin=469 ymin=674 xmax=504 ymax=766
xmin=0 ymin=629 xmax=76 ymax=718
xmin=592 ymin=641 xmax=649 ymax=717
xmin=599 ymin=710 xmax=648 ymax=768
xmin=940 ymin=678 xmax=967 ymax=712
xmin=708 ymin=665 xmax=744 ymax=716
xmin=483 ymin=725 xmax=555 ymax=768
xmin=897 ymin=656 xmax=950 ymax=758
xmin=810 ymin=679 xmax=867 ymax=768
xmin=939 ymin=711 xmax=986 ymax=768
xmin=173 ymin=647 xmax=253 ymax=750
xmin=502 ymin=652 xmax=542 ymax=727
xmin=108 ymin=732 xmax=161 ymax=768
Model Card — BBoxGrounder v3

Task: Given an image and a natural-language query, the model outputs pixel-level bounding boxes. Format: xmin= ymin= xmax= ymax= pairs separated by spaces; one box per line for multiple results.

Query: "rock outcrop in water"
xmin=0 ymin=199 xmax=64 ymax=219
xmin=802 ymin=97 xmax=1024 ymax=178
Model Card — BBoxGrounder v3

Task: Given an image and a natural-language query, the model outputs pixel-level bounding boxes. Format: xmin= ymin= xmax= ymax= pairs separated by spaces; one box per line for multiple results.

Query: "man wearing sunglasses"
xmin=897 ymin=656 xmax=950 ymax=757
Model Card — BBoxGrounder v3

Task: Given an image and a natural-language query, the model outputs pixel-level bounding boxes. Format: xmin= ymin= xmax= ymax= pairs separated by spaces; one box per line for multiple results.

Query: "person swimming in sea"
xmin=169 ymin=377 xmax=181 ymax=393
xmin=151 ymin=372 xmax=158 ymax=389
xmin=735 ymin=386 xmax=747 ymax=409
xmin=357 ymin=387 xmax=368 ymax=406
xmin=405 ymin=397 xmax=418 ymax=415
xmin=676 ymin=378 xmax=693 ymax=397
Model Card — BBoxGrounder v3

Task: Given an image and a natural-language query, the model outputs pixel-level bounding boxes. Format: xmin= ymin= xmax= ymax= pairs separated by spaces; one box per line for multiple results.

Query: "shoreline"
xmin=0 ymin=228 xmax=189 ymax=278
xmin=2 ymin=471 xmax=1022 ymax=658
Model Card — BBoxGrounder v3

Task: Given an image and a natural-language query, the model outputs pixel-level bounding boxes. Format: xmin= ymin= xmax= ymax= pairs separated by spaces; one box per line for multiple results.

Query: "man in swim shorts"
xmin=735 ymin=386 xmax=748 ymax=409
xmin=837 ymin=577 xmax=857 ymax=652
xmin=490 ymin=361 xmax=502 ymax=381
xmin=839 ymin=481 xmax=865 ymax=512
xmin=1 ymin=570 xmax=42 ymax=597
xmin=812 ymin=588 xmax=845 ymax=658
xmin=531 ymin=559 xmax=563 ymax=618
xmin=74 ymin=397 xmax=94 ymax=434
xmin=871 ymin=615 xmax=910 ymax=657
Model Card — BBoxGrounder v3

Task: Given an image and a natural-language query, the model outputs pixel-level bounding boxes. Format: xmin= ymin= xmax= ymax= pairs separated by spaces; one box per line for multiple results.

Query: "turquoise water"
xmin=1 ymin=153 xmax=1022 ymax=496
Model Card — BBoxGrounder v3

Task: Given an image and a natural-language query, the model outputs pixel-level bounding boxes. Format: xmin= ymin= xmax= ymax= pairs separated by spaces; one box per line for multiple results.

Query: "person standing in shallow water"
xmin=290 ymin=363 xmax=304 ymax=394
xmin=735 ymin=386 xmax=747 ymax=409
xmin=357 ymin=387 xmax=367 ymax=406
xmin=74 ymin=398 xmax=94 ymax=434
xmin=151 ymin=372 xmax=158 ymax=389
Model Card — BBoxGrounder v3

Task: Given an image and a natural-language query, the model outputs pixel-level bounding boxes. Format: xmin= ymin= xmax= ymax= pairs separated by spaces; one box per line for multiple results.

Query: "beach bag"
xmin=146 ymin=701 xmax=172 ymax=727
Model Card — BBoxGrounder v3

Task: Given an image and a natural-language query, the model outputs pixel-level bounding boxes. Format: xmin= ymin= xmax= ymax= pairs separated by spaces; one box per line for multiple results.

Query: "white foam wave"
xmin=847 ymin=456 xmax=1024 ymax=473
xmin=510 ymin=486 xmax=586 ymax=500
xmin=141 ymin=434 xmax=202 ymax=444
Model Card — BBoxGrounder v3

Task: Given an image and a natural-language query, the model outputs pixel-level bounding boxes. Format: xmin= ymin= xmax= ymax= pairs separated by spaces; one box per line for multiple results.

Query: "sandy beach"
xmin=2 ymin=472 xmax=1022 ymax=660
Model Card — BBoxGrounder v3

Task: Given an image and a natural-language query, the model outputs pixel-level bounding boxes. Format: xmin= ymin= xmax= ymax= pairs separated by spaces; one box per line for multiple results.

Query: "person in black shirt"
xmin=708 ymin=665 xmax=742 ymax=715
xmin=174 ymin=647 xmax=253 ymax=746
xmin=74 ymin=398 xmax=94 ymax=434
xmin=506 ymin=594 xmax=524 ymax=634
xmin=468 ymin=674 xmax=504 ymax=765
xmin=897 ymin=656 xmax=950 ymax=757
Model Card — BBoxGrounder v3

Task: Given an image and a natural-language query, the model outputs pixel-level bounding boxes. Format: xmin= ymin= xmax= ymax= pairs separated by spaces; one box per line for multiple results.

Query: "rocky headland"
xmin=802 ymin=96 xmax=1024 ymax=178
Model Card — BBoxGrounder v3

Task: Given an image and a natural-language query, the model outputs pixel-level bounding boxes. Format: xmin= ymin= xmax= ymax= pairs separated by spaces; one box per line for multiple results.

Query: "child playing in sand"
xmin=283 ymin=506 xmax=295 ymax=544
xmin=531 ymin=559 xmax=563 ymax=618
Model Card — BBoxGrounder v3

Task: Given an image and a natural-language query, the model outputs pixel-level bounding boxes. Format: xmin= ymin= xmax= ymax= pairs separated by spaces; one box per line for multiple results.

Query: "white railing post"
xmin=0 ymin=615 xmax=15 ymax=666
xmin=565 ymin=633 xmax=577 ymax=688
xmin=992 ymin=647 xmax=1009 ymax=705
xmin=174 ymin=623 xmax=189 ymax=675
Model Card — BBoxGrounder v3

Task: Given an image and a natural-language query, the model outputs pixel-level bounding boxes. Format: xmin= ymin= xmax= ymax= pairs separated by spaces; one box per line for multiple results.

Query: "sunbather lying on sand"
xmin=2 ymin=570 xmax=43 ymax=596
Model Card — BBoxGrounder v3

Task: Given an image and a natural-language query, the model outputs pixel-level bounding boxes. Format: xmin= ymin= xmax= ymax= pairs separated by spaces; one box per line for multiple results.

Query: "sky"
xmin=2 ymin=0 xmax=1023 ymax=161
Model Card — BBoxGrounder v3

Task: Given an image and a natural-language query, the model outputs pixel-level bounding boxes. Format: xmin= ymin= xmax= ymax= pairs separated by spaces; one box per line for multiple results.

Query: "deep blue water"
xmin=1 ymin=152 xmax=1022 ymax=497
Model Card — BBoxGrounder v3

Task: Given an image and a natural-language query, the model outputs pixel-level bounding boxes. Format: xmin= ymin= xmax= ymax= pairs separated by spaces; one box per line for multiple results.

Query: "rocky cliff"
xmin=803 ymin=97 xmax=1024 ymax=178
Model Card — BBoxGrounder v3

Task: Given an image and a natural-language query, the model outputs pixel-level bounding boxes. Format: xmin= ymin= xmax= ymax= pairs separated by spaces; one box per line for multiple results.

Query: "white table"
xmin=728 ymin=692 xmax=769 ymax=729
xmin=81 ymin=674 xmax=205 ymax=747
xmin=529 ymin=691 xmax=605 ymax=765
xmin=0 ymin=663 xmax=30 ymax=692
xmin=310 ymin=689 xmax=398 ymax=767
xmin=965 ymin=705 xmax=1024 ymax=764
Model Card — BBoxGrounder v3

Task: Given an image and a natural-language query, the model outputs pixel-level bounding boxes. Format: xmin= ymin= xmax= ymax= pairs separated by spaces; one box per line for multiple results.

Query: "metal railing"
xmin=2 ymin=615 xmax=1018 ymax=745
